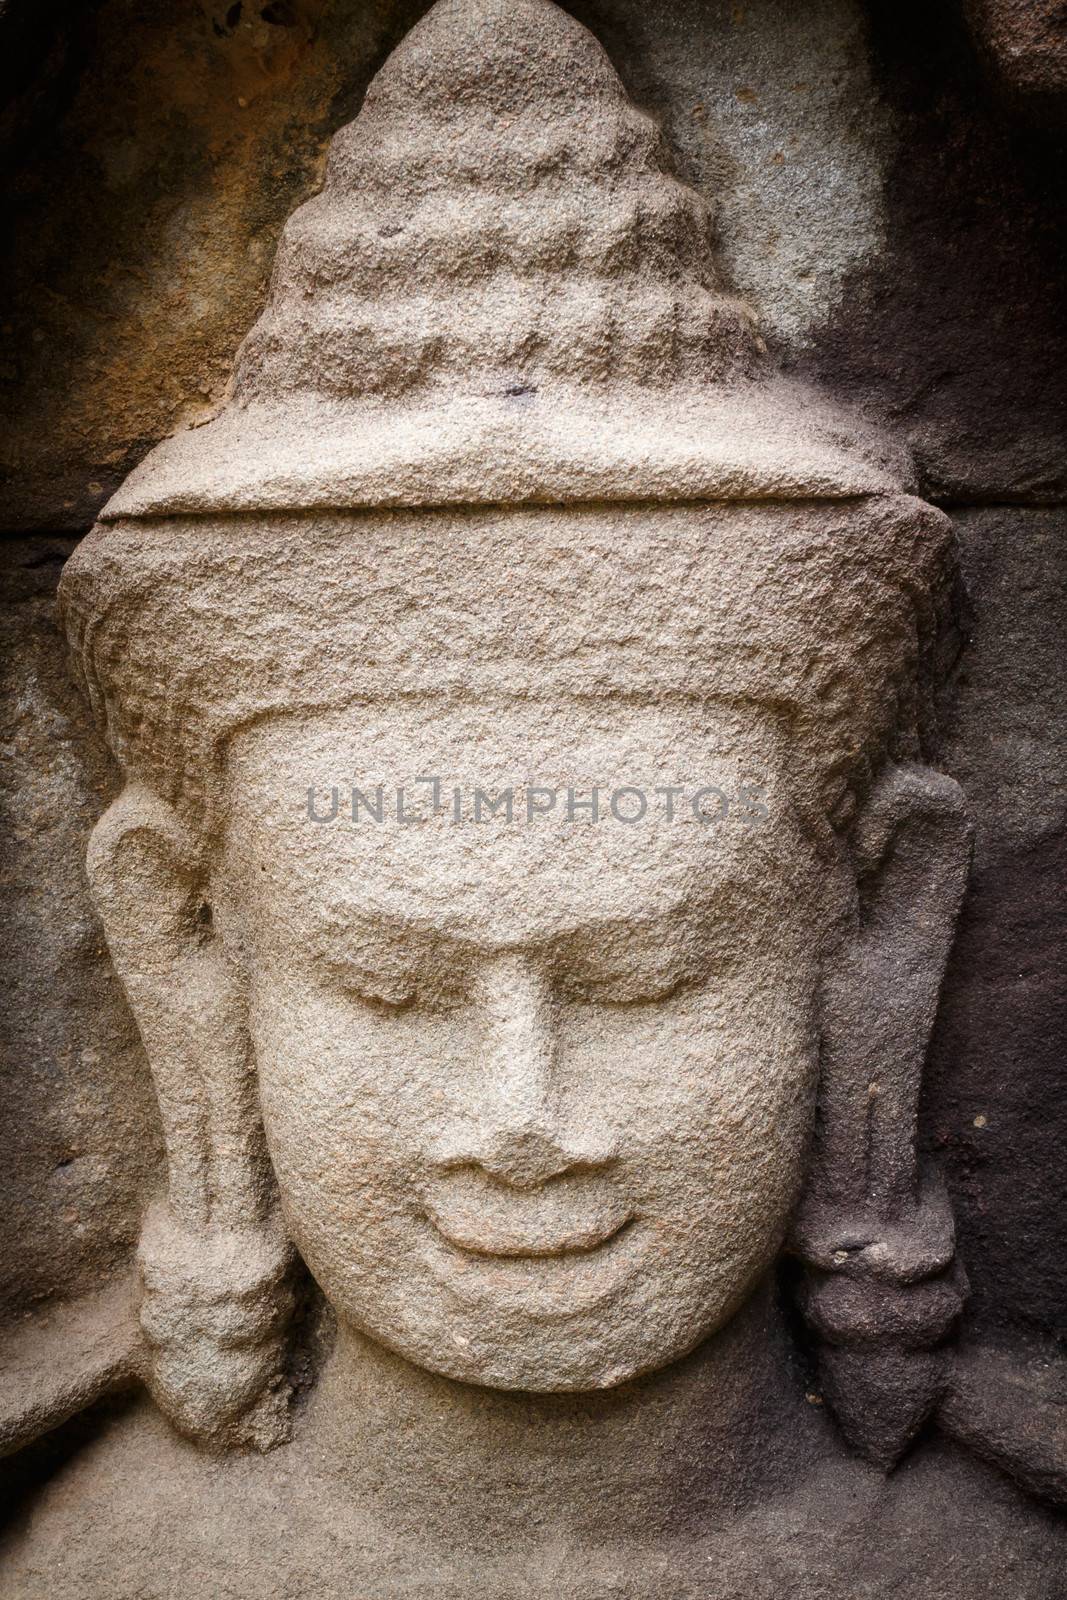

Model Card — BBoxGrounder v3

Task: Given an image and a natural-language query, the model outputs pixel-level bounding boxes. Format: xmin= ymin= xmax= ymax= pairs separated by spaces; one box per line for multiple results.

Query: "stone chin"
xmin=268 ymin=1087 xmax=814 ymax=1395
xmin=301 ymin=1174 xmax=810 ymax=1394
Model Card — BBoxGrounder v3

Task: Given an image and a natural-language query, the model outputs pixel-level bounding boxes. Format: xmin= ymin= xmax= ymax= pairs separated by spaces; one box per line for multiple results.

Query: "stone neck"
xmin=301 ymin=1274 xmax=830 ymax=1551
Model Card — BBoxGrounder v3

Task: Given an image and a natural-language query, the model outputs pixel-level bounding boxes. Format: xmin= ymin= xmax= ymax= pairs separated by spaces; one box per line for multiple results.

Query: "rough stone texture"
xmin=926 ymin=507 xmax=1067 ymax=1341
xmin=97 ymin=0 xmax=905 ymax=519
xmin=0 ymin=540 xmax=162 ymax=1317
xmin=798 ymin=0 xmax=1067 ymax=503
xmin=566 ymin=0 xmax=896 ymax=353
xmin=4 ymin=1365 xmax=1065 ymax=1598
xmin=9 ymin=0 xmax=1065 ymax=525
xmin=964 ymin=0 xmax=1067 ymax=114
xmin=0 ymin=0 xmax=430 ymax=532
xmin=0 ymin=0 xmax=1064 ymax=1595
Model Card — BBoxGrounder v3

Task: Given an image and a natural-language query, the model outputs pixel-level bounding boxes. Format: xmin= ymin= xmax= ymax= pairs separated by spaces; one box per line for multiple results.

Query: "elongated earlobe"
xmin=87 ymin=785 xmax=295 ymax=1450
xmin=791 ymin=764 xmax=974 ymax=1469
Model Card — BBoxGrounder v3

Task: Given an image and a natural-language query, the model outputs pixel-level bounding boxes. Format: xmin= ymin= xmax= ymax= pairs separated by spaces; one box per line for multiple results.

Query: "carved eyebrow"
xmin=554 ymin=911 xmax=715 ymax=984
xmin=312 ymin=908 xmax=475 ymax=956
xmin=313 ymin=929 xmax=463 ymax=1007
xmin=314 ymin=901 xmax=716 ymax=965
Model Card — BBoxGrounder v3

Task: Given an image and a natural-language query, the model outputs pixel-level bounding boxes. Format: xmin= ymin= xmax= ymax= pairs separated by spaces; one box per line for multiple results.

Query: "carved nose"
xmin=448 ymin=952 xmax=614 ymax=1190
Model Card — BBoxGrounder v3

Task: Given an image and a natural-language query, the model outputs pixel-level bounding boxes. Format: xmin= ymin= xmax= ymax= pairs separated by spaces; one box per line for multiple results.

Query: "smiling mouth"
xmin=428 ymin=1212 xmax=635 ymax=1260
xmin=422 ymin=1194 xmax=643 ymax=1317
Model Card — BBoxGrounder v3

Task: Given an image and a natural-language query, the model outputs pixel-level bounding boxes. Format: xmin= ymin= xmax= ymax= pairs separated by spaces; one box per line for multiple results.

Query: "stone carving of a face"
xmin=219 ymin=696 xmax=836 ymax=1390
xmin=57 ymin=0 xmax=968 ymax=1456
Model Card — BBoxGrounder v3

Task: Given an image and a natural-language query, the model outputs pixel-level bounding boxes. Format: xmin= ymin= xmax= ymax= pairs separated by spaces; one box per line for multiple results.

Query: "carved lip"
xmin=422 ymin=1190 xmax=633 ymax=1260
xmin=427 ymin=1209 xmax=635 ymax=1260
xmin=421 ymin=1199 xmax=646 ymax=1319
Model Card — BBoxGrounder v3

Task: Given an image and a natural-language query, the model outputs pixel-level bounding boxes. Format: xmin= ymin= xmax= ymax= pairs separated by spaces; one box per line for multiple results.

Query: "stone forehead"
xmin=232 ymin=778 xmax=820 ymax=966
xmin=230 ymin=695 xmax=787 ymax=882
xmin=234 ymin=696 xmax=773 ymax=771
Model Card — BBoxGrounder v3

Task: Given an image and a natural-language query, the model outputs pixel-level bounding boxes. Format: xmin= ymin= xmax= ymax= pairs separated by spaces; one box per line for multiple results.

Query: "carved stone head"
xmin=60 ymin=0 xmax=970 ymax=1459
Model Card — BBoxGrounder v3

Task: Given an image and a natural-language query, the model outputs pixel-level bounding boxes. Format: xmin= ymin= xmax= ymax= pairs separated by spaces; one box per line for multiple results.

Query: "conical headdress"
xmin=64 ymin=0 xmax=951 ymax=843
xmin=104 ymin=0 xmax=898 ymax=520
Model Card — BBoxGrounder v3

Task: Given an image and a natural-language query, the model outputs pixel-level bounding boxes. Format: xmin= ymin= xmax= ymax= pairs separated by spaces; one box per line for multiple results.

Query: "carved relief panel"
xmin=1 ymin=2 xmax=1063 ymax=1595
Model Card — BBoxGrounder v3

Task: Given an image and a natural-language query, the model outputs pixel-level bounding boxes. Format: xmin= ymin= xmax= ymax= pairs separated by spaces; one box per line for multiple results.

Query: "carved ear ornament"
xmin=87 ymin=786 xmax=295 ymax=1449
xmin=791 ymin=764 xmax=974 ymax=1469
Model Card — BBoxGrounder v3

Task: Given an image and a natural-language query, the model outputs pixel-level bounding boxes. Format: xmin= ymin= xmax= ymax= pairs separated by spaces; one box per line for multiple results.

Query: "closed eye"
xmin=332 ymin=967 xmax=469 ymax=1015
xmin=551 ymin=915 xmax=716 ymax=1007
xmin=347 ymin=980 xmax=417 ymax=1013
xmin=559 ymin=970 xmax=693 ymax=1008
